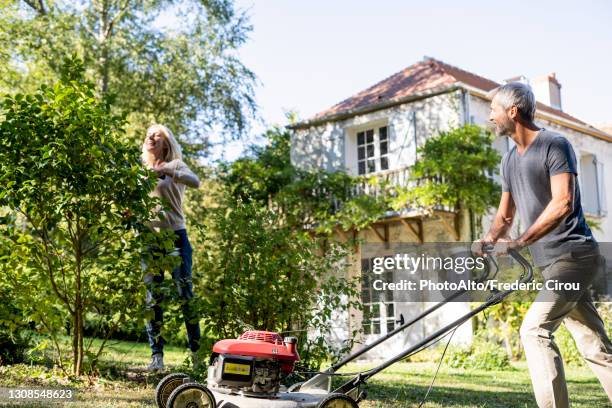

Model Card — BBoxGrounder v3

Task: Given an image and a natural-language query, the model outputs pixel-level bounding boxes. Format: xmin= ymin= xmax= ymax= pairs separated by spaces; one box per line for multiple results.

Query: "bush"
xmin=0 ymin=335 xmax=30 ymax=366
xmin=555 ymin=325 xmax=584 ymax=367
xmin=0 ymin=282 xmax=31 ymax=365
xmin=193 ymin=197 xmax=361 ymax=370
xmin=444 ymin=338 xmax=511 ymax=370
xmin=556 ymin=301 xmax=612 ymax=367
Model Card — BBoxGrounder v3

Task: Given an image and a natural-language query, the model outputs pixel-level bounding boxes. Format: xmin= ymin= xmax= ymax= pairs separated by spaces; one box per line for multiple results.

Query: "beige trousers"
xmin=520 ymin=248 xmax=612 ymax=407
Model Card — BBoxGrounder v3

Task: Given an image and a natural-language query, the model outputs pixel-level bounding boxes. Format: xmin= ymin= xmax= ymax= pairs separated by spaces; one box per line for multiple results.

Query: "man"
xmin=473 ymin=82 xmax=612 ymax=407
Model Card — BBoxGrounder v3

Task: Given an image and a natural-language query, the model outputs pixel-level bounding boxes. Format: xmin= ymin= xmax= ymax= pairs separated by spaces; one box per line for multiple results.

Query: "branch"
xmin=41 ymin=225 xmax=75 ymax=315
xmin=40 ymin=317 xmax=66 ymax=373
xmin=89 ymin=320 xmax=120 ymax=372
xmin=83 ymin=25 xmax=98 ymax=40
xmin=22 ymin=0 xmax=47 ymax=15
xmin=104 ymin=0 xmax=130 ymax=39
xmin=81 ymin=233 xmax=114 ymax=257
xmin=15 ymin=207 xmax=74 ymax=314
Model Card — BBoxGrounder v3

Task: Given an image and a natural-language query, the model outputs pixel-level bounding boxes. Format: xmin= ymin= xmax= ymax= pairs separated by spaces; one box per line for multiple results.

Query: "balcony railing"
xmin=311 ymin=167 xmax=456 ymax=215
xmin=354 ymin=167 xmax=413 ymax=197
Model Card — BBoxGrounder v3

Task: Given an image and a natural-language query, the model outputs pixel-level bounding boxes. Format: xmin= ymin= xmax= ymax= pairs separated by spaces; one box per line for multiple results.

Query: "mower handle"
xmin=332 ymin=248 xmax=534 ymax=395
xmin=328 ymin=245 xmax=531 ymax=374
xmin=508 ymin=248 xmax=534 ymax=283
xmin=482 ymin=243 xmax=533 ymax=283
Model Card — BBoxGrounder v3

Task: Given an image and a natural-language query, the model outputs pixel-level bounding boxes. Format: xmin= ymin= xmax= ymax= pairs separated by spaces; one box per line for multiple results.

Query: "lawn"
xmin=0 ymin=338 xmax=609 ymax=408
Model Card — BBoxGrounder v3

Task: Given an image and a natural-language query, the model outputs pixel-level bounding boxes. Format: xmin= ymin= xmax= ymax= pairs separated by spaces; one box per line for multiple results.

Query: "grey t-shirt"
xmin=501 ymin=129 xmax=596 ymax=267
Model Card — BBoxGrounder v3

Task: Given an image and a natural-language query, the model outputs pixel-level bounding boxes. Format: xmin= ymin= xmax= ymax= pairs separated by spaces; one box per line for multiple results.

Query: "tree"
xmin=0 ymin=0 xmax=256 ymax=153
xmin=0 ymin=60 xmax=175 ymax=375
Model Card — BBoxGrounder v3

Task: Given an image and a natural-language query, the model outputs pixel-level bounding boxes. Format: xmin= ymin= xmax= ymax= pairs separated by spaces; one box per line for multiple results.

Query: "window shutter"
xmin=596 ymin=158 xmax=607 ymax=216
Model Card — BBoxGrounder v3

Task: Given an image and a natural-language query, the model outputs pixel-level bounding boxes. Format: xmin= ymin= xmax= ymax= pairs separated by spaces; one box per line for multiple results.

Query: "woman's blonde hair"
xmin=141 ymin=124 xmax=182 ymax=167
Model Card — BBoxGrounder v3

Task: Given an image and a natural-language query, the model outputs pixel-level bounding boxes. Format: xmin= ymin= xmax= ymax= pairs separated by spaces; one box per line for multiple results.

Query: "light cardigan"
xmin=149 ymin=159 xmax=200 ymax=231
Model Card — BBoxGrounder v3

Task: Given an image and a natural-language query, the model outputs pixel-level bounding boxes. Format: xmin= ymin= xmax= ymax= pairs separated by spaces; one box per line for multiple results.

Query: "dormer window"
xmin=357 ymin=126 xmax=389 ymax=175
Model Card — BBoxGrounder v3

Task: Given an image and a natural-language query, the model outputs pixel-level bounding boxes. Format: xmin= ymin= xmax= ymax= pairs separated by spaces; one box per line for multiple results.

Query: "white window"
xmin=361 ymin=258 xmax=396 ymax=335
xmin=357 ymin=126 xmax=389 ymax=175
xmin=580 ymin=153 xmax=607 ymax=216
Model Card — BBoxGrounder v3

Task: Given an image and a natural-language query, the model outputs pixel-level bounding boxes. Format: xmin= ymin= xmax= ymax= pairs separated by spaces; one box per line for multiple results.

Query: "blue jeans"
xmin=144 ymin=229 xmax=201 ymax=355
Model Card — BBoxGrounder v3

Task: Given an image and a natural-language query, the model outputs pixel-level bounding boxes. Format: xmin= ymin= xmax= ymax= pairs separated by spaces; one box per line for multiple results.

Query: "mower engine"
xmin=208 ymin=330 xmax=300 ymax=397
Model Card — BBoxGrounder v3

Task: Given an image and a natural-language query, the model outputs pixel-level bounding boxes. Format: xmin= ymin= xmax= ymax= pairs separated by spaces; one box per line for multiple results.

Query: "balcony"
xmin=312 ymin=167 xmax=456 ymax=215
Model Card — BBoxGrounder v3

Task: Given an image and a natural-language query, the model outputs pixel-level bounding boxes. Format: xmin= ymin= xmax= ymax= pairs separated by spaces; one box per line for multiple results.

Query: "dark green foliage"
xmin=195 ymin=198 xmax=361 ymax=369
xmin=221 ymin=126 xmax=295 ymax=203
xmin=0 ymin=280 xmax=31 ymax=366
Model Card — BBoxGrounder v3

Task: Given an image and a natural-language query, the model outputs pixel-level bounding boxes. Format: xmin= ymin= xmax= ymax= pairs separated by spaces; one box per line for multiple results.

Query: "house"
xmin=289 ymin=57 xmax=612 ymax=358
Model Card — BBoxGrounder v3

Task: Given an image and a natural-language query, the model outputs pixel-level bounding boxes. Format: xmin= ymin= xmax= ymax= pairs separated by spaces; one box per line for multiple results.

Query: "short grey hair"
xmin=488 ymin=82 xmax=536 ymax=122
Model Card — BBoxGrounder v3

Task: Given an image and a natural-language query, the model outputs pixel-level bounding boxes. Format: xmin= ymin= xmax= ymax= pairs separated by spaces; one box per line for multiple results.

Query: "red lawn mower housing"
xmin=208 ymin=330 xmax=300 ymax=396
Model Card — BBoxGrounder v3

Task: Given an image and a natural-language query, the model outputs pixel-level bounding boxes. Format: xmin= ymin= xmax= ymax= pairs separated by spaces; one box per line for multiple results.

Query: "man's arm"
xmin=484 ymin=191 xmax=516 ymax=243
xmin=516 ymin=173 xmax=574 ymax=247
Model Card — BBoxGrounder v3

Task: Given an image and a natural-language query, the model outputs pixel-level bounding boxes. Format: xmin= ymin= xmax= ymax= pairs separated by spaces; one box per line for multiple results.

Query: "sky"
xmin=218 ymin=0 xmax=612 ymax=160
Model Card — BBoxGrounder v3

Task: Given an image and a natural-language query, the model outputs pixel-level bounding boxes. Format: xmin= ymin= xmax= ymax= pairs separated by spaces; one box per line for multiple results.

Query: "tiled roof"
xmin=305 ymin=57 xmax=611 ymax=141
xmin=311 ymin=58 xmax=458 ymax=119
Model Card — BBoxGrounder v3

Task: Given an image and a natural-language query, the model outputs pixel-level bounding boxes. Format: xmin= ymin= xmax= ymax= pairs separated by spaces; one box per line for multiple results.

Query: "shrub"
xmin=0 ymin=295 xmax=31 ymax=366
xmin=0 ymin=219 xmax=31 ymax=366
xmin=556 ymin=301 xmax=612 ymax=367
xmin=0 ymin=58 xmax=174 ymax=374
xmin=193 ymin=197 xmax=361 ymax=370
xmin=445 ymin=338 xmax=511 ymax=370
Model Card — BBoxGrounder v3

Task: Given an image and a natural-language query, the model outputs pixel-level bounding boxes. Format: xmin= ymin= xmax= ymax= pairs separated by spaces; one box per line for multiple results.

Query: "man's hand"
xmin=471 ymin=238 xmax=493 ymax=257
xmin=492 ymin=237 xmax=524 ymax=256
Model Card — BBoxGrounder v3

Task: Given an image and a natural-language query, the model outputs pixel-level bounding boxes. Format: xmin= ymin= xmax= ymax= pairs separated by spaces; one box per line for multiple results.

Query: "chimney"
xmin=503 ymin=75 xmax=529 ymax=85
xmin=531 ymin=73 xmax=562 ymax=111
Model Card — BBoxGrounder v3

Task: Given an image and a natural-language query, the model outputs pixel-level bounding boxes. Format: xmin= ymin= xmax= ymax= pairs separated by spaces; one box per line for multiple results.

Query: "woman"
xmin=141 ymin=124 xmax=201 ymax=371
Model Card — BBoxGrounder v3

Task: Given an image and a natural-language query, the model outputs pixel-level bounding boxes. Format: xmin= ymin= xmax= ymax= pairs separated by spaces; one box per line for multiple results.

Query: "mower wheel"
xmin=167 ymin=383 xmax=216 ymax=408
xmin=155 ymin=372 xmax=191 ymax=408
xmin=316 ymin=393 xmax=358 ymax=408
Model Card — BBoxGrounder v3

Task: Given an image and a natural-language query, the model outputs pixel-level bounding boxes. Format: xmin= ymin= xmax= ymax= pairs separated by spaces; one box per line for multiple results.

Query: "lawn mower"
xmin=155 ymin=247 xmax=533 ymax=408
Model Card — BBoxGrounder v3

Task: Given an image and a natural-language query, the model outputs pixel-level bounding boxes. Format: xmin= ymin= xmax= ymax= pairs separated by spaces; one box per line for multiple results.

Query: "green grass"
xmin=342 ymin=362 xmax=610 ymax=408
xmin=0 ymin=338 xmax=610 ymax=407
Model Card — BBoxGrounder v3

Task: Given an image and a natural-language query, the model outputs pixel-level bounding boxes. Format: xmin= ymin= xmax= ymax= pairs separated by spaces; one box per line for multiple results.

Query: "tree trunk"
xmin=97 ymin=0 xmax=110 ymax=95
xmin=73 ymin=230 xmax=85 ymax=375
xmin=72 ymin=308 xmax=84 ymax=375
xmin=71 ymin=282 xmax=85 ymax=375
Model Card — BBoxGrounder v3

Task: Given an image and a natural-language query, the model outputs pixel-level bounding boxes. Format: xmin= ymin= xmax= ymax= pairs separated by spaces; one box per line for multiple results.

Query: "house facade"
xmin=289 ymin=57 xmax=612 ymax=358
